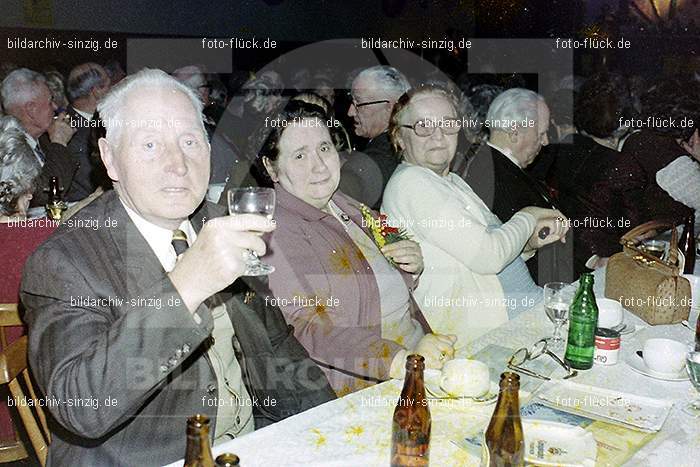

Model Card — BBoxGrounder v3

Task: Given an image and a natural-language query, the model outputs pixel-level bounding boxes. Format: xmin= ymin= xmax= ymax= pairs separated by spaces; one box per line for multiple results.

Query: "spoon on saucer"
xmin=681 ymin=320 xmax=694 ymax=332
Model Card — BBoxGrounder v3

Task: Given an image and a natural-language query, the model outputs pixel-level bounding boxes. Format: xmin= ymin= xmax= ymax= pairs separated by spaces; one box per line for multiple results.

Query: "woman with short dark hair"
xmin=259 ymin=103 xmax=456 ymax=396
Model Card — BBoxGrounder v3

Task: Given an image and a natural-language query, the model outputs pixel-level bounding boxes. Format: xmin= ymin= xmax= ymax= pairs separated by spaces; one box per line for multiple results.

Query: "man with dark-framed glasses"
xmin=343 ymin=65 xmax=410 ymax=209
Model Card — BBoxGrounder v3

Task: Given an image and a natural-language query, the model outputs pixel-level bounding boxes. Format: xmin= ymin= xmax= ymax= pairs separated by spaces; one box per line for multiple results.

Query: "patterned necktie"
xmin=34 ymin=145 xmax=46 ymax=165
xmin=171 ymin=229 xmax=189 ymax=258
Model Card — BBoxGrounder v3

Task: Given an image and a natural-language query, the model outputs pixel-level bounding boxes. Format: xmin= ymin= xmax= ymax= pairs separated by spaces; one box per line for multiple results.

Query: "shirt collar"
xmin=73 ymin=107 xmax=94 ymax=122
xmin=120 ymin=199 xmax=196 ymax=271
xmin=487 ymin=141 xmax=522 ymax=168
xmin=22 ymin=131 xmax=39 ymax=150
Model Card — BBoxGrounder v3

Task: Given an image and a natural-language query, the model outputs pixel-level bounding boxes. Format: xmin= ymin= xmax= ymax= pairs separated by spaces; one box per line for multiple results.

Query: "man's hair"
xmin=0 ymin=68 xmax=47 ymax=113
xmin=44 ymin=71 xmax=68 ymax=107
xmin=0 ymin=115 xmax=40 ymax=215
xmin=354 ymin=66 xmax=410 ymax=100
xmin=97 ymin=68 xmax=205 ymax=143
xmin=485 ymin=88 xmax=545 ymax=133
xmin=67 ymin=63 xmax=108 ymax=102
xmin=172 ymin=65 xmax=207 ymax=91
xmin=103 ymin=60 xmax=125 ymax=82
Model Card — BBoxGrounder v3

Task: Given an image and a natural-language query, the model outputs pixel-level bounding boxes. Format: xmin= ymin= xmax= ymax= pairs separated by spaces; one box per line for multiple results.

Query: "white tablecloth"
xmin=166 ymin=269 xmax=700 ymax=466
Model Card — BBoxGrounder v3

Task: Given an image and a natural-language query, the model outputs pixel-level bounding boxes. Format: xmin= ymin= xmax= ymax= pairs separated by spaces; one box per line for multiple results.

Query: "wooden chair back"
xmin=0 ymin=311 xmax=51 ymax=466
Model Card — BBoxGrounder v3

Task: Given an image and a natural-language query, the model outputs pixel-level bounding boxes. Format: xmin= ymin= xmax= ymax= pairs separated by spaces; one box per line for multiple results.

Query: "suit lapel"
xmin=96 ymin=192 xmax=168 ymax=300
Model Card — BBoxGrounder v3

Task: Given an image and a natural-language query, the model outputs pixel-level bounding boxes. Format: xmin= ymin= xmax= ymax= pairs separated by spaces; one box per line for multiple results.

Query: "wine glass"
xmin=684 ymin=351 xmax=700 ymax=417
xmin=543 ymin=282 xmax=573 ymax=350
xmin=227 ymin=187 xmax=276 ymax=276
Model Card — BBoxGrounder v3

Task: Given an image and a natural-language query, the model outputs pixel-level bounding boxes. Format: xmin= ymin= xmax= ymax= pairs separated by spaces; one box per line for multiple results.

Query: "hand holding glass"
xmin=227 ymin=187 xmax=275 ymax=276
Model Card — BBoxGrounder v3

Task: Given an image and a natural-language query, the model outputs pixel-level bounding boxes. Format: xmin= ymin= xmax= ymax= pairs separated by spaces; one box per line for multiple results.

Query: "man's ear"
xmin=261 ymin=156 xmax=279 ymax=182
xmin=508 ymin=129 xmax=519 ymax=144
xmin=98 ymin=137 xmax=119 ymax=182
xmin=23 ymin=101 xmax=37 ymax=122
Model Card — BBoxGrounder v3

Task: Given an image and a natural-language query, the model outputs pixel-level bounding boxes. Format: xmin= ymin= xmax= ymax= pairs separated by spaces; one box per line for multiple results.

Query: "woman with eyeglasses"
xmin=382 ymin=85 xmax=569 ymax=346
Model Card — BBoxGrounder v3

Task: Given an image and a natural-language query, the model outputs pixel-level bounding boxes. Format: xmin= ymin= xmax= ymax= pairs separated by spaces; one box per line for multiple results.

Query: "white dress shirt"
xmin=22 ymin=131 xmax=45 ymax=167
xmin=121 ymin=200 xmax=255 ymax=442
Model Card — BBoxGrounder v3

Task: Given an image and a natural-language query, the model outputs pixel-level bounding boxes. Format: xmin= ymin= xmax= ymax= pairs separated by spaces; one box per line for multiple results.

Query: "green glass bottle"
xmin=564 ymin=273 xmax=599 ymax=370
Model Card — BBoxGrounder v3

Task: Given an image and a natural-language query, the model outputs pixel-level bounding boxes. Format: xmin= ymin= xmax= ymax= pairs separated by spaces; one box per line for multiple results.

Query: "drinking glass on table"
xmin=543 ymin=282 xmax=573 ymax=350
xmin=685 ymin=351 xmax=700 ymax=417
xmin=227 ymin=187 xmax=276 ymax=276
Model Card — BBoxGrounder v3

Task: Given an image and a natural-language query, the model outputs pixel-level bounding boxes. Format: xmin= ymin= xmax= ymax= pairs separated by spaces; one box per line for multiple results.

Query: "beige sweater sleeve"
xmin=383 ymin=165 xmax=536 ymax=275
xmin=656 ymin=156 xmax=700 ymax=229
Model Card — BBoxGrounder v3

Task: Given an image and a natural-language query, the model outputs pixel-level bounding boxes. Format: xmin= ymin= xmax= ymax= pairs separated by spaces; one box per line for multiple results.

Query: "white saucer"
xmin=624 ymin=351 xmax=689 ymax=381
xmin=423 ymin=370 xmax=497 ymax=403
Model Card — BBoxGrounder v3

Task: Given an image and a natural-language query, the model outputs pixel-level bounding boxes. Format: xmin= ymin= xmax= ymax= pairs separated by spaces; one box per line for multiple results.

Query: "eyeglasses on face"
xmin=507 ymin=338 xmax=578 ymax=380
xmin=346 ymin=91 xmax=390 ymax=109
xmin=400 ymin=118 xmax=462 ymax=137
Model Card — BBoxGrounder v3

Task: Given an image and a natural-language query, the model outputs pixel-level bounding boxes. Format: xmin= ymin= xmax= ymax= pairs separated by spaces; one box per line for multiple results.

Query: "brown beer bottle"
xmin=184 ymin=414 xmax=215 ymax=467
xmin=215 ymin=453 xmax=240 ymax=466
xmin=483 ymin=372 xmax=524 ymax=467
xmin=391 ymin=354 xmax=431 ymax=467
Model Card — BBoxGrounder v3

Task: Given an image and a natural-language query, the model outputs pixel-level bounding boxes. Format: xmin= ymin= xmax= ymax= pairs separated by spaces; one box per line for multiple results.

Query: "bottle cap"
xmin=186 ymin=414 xmax=210 ymax=429
xmin=215 ymin=453 xmax=240 ymax=466
xmin=499 ymin=371 xmax=520 ymax=388
xmin=405 ymin=354 xmax=425 ymax=370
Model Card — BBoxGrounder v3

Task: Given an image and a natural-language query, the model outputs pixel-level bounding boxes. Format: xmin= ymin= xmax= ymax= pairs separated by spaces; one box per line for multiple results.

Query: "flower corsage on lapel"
xmin=360 ymin=204 xmax=412 ymax=266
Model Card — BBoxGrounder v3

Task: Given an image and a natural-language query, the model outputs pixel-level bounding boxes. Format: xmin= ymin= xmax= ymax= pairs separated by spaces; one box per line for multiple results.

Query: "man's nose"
xmin=165 ymin=145 xmax=189 ymax=176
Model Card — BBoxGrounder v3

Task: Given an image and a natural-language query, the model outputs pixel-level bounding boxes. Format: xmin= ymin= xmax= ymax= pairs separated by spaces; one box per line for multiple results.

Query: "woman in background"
xmin=383 ymin=85 xmax=568 ymax=345
xmin=0 ymin=115 xmax=57 ymax=446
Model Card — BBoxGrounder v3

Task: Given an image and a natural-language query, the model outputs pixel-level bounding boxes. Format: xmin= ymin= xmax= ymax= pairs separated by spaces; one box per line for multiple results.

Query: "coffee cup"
xmin=597 ymin=298 xmax=623 ymax=328
xmin=439 ymin=359 xmax=490 ymax=397
xmin=642 ymin=338 xmax=687 ymax=374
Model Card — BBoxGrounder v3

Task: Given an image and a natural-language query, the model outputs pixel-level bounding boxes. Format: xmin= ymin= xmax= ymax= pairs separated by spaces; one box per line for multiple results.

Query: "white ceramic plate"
xmin=522 ymin=419 xmax=597 ymax=467
xmin=624 ymin=350 xmax=689 ymax=381
xmin=423 ymin=369 xmax=497 ymax=404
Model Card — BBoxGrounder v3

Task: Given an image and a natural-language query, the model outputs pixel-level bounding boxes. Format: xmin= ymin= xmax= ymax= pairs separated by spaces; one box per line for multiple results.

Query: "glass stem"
xmin=553 ymin=322 xmax=563 ymax=341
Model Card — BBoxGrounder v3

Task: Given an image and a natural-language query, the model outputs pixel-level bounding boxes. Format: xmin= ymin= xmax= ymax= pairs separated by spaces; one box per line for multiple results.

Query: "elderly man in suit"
xmin=21 ymin=68 xmax=334 ymax=466
xmin=1 ymin=68 xmax=78 ymax=206
xmin=64 ymin=62 xmax=111 ymax=200
xmin=462 ymin=88 xmax=572 ymax=283
xmin=343 ymin=65 xmax=410 ymax=209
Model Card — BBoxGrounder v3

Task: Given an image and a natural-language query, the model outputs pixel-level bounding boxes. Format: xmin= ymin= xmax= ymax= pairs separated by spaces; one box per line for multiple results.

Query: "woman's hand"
xmin=413 ymin=333 xmax=457 ymax=370
xmin=382 ymin=240 xmax=424 ymax=275
xmin=519 ymin=207 xmax=570 ymax=250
